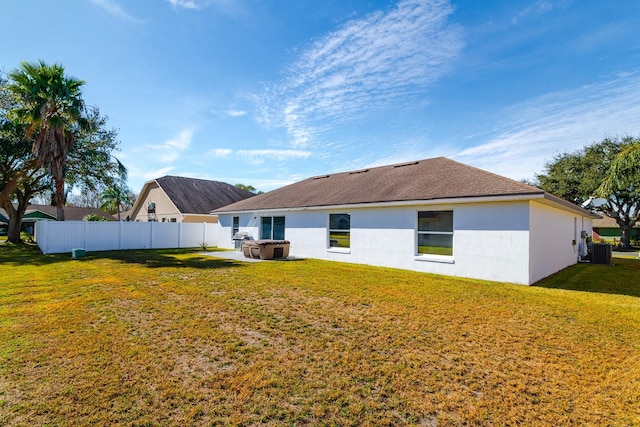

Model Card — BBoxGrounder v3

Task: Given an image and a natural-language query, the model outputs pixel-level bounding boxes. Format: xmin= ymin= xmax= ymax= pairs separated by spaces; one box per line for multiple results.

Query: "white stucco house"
xmin=213 ymin=157 xmax=599 ymax=285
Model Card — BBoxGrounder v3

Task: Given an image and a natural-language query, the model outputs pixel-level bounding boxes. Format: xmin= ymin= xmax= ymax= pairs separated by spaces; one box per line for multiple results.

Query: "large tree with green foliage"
xmin=1 ymin=71 xmax=126 ymax=243
xmin=235 ymin=183 xmax=264 ymax=195
xmin=64 ymin=107 xmax=128 ymax=206
xmin=0 ymin=75 xmax=50 ymax=243
xmin=8 ymin=60 xmax=86 ymax=221
xmin=536 ymin=137 xmax=640 ymax=249
xmin=0 ymin=113 xmax=51 ymax=243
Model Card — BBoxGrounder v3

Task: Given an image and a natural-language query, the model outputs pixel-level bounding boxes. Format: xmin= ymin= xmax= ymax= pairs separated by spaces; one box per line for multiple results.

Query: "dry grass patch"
xmin=1 ymin=245 xmax=639 ymax=426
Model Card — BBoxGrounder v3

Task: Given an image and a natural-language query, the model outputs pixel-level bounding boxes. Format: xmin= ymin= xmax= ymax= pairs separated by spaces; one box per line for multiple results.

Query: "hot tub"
xmin=242 ymin=240 xmax=290 ymax=260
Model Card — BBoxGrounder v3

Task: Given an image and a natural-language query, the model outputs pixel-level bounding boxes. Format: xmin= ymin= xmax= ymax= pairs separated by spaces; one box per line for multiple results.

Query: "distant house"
xmin=214 ymin=157 xmax=599 ymax=285
xmin=592 ymin=216 xmax=639 ymax=242
xmin=113 ymin=210 xmax=132 ymax=221
xmin=129 ymin=176 xmax=255 ymax=223
xmin=0 ymin=205 xmax=114 ymax=234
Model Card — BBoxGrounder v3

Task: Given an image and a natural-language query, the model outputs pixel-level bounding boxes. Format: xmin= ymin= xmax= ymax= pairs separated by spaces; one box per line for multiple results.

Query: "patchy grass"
xmin=536 ymin=257 xmax=640 ymax=297
xmin=1 ymin=246 xmax=639 ymax=426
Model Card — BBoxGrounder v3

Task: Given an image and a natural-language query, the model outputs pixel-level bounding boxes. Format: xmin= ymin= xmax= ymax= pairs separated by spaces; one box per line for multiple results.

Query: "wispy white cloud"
xmin=206 ymin=148 xmax=312 ymax=164
xmin=209 ymin=148 xmax=233 ymax=158
xmin=167 ymin=0 xmax=203 ymax=10
xmin=142 ymin=166 xmax=175 ymax=181
xmin=210 ymin=108 xmax=248 ymax=117
xmin=145 ymin=128 xmax=194 ymax=163
xmin=511 ymin=0 xmax=572 ymax=24
xmin=166 ymin=0 xmax=243 ymax=15
xmin=454 ymin=72 xmax=640 ymax=180
xmin=256 ymin=0 xmax=463 ymax=148
xmin=91 ymin=0 xmax=143 ymax=23
xmin=236 ymin=149 xmax=312 ymax=163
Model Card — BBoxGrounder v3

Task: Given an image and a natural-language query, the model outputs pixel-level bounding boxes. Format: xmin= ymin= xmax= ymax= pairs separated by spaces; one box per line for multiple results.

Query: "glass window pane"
xmin=329 ymin=214 xmax=350 ymax=230
xmin=273 ymin=216 xmax=285 ymax=240
xmin=418 ymin=233 xmax=453 ymax=256
xmin=261 ymin=217 xmax=272 ymax=239
xmin=418 ymin=211 xmax=453 ymax=232
xmin=329 ymin=231 xmax=350 ymax=248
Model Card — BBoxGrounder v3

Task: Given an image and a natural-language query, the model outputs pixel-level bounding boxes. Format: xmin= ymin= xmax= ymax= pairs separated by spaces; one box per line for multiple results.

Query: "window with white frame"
xmin=417 ymin=211 xmax=453 ymax=256
xmin=261 ymin=216 xmax=285 ymax=240
xmin=329 ymin=213 xmax=350 ymax=248
xmin=232 ymin=216 xmax=239 ymax=237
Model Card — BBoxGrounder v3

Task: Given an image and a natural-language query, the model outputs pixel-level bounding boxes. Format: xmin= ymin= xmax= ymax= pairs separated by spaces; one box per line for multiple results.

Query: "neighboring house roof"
xmin=131 ymin=176 xmax=255 ymax=217
xmin=593 ymin=216 xmax=640 ymax=228
xmin=214 ymin=157 xmax=598 ymax=218
xmin=113 ymin=209 xmax=132 ymax=220
xmin=157 ymin=176 xmax=255 ymax=214
xmin=0 ymin=205 xmax=115 ymax=222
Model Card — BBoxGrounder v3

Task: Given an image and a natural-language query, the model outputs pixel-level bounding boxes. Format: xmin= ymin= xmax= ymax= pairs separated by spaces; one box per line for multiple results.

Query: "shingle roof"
xmin=156 ymin=176 xmax=255 ymax=214
xmin=215 ymin=157 xmax=546 ymax=212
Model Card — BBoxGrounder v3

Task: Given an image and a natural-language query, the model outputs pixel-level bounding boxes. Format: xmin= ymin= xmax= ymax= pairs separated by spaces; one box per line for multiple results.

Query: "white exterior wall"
xmin=218 ymin=201 xmax=537 ymax=284
xmin=528 ymin=202 xmax=593 ymax=284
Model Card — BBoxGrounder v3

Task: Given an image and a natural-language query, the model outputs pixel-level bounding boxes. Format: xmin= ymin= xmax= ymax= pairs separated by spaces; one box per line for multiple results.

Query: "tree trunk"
xmin=6 ymin=212 xmax=23 ymax=243
xmin=54 ymin=177 xmax=65 ymax=221
xmin=619 ymin=224 xmax=632 ymax=249
xmin=0 ymin=200 xmax=28 ymax=244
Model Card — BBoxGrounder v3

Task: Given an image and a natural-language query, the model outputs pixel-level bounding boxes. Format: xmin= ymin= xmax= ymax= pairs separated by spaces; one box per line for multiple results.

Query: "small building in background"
xmin=129 ymin=176 xmax=255 ymax=223
xmin=0 ymin=205 xmax=114 ymax=235
xmin=592 ymin=216 xmax=640 ymax=243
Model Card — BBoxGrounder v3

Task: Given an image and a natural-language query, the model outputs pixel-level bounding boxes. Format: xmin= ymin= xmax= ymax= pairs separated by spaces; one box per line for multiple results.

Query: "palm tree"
xmin=8 ymin=60 xmax=86 ymax=221
xmin=100 ymin=186 xmax=127 ymax=221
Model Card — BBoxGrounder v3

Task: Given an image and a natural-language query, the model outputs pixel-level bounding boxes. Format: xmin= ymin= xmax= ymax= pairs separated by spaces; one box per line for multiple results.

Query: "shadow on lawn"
xmin=90 ymin=249 xmax=247 ymax=269
xmin=535 ymin=258 xmax=640 ymax=298
xmin=0 ymin=244 xmax=246 ymax=270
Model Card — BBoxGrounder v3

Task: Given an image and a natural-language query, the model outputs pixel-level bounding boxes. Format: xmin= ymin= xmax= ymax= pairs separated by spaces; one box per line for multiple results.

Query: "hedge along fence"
xmin=36 ymin=221 xmax=220 ymax=254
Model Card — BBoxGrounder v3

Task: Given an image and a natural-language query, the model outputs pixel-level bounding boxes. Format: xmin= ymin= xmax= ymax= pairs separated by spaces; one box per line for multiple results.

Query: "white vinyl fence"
xmin=36 ymin=221 xmax=220 ymax=254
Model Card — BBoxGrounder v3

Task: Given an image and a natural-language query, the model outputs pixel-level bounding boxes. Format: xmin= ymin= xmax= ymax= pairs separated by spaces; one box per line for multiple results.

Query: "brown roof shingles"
xmin=214 ymin=157 xmax=545 ymax=212
xmin=155 ymin=176 xmax=255 ymax=214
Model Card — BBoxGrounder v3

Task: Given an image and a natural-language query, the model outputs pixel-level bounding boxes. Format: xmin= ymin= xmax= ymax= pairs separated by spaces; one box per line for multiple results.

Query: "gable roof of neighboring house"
xmin=132 ymin=176 xmax=255 ymax=216
xmin=593 ymin=216 xmax=640 ymax=228
xmin=0 ymin=205 xmax=115 ymax=222
xmin=214 ymin=157 xmax=598 ymax=218
xmin=113 ymin=209 xmax=132 ymax=220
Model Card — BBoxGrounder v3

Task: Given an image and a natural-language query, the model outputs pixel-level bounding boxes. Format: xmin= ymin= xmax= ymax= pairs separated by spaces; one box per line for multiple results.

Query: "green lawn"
xmin=417 ymin=245 xmax=453 ymax=256
xmin=1 ymin=244 xmax=639 ymax=426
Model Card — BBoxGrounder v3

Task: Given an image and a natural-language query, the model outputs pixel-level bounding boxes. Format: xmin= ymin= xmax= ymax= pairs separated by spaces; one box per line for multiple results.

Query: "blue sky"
xmin=2 ymin=0 xmax=639 ymax=193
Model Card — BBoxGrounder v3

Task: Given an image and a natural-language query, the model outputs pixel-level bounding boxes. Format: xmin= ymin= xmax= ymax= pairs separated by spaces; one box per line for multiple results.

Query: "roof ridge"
xmin=157 ymin=175 xmax=226 ymax=184
xmin=306 ymin=156 xmax=448 ymax=180
xmin=443 ymin=157 xmax=544 ymax=193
